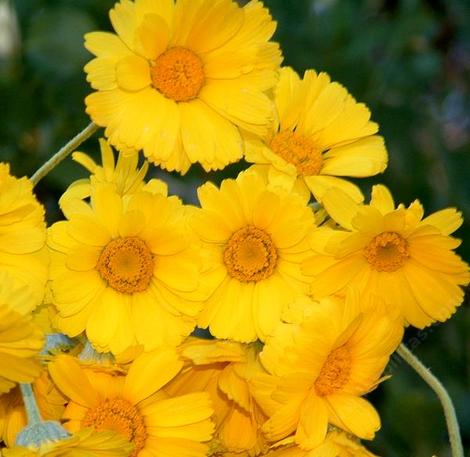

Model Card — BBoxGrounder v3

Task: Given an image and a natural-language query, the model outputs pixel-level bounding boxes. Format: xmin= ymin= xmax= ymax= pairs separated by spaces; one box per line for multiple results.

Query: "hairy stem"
xmin=19 ymin=383 xmax=43 ymax=425
xmin=30 ymin=122 xmax=99 ymax=186
xmin=397 ymin=343 xmax=463 ymax=457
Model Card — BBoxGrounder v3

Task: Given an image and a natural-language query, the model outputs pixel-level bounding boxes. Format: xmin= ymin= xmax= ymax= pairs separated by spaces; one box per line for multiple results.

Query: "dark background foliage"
xmin=0 ymin=0 xmax=469 ymax=455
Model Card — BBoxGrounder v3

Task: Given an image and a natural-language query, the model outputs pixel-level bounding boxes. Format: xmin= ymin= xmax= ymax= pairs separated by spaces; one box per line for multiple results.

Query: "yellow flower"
xmin=48 ymin=352 xmax=214 ymax=457
xmin=263 ymin=431 xmax=378 ymax=457
xmin=190 ymin=170 xmax=317 ymax=342
xmin=303 ymin=185 xmax=470 ymax=328
xmin=85 ymin=0 xmax=282 ymax=173
xmin=48 ymin=183 xmax=204 ymax=354
xmin=165 ymin=338 xmax=268 ymax=456
xmin=1 ymin=428 xmax=134 ymax=456
xmin=0 ymin=371 xmax=66 ymax=446
xmin=245 ymin=67 xmax=387 ymax=203
xmin=60 ymin=139 xmax=168 ymax=218
xmin=0 ymin=164 xmax=48 ymax=310
xmin=0 ymin=299 xmax=44 ymax=394
xmin=252 ymin=295 xmax=403 ymax=449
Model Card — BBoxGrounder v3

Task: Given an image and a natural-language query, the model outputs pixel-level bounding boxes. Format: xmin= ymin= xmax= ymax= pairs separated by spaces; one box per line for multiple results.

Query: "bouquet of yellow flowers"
xmin=0 ymin=1 xmax=468 ymax=456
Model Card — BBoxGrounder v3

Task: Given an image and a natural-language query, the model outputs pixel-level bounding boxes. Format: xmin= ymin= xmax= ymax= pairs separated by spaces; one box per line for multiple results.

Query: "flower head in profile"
xmin=85 ymin=0 xmax=282 ymax=173
xmin=304 ymin=185 xmax=470 ymax=328
xmin=190 ymin=170 xmax=317 ymax=342
xmin=0 ymin=164 xmax=48 ymax=310
xmin=2 ymin=428 xmax=133 ymax=457
xmin=165 ymin=338 xmax=268 ymax=456
xmin=252 ymin=295 xmax=403 ymax=449
xmin=245 ymin=67 xmax=387 ymax=203
xmin=48 ymin=183 xmax=204 ymax=354
xmin=48 ymin=351 xmax=214 ymax=457
xmin=60 ymin=139 xmax=168 ymax=218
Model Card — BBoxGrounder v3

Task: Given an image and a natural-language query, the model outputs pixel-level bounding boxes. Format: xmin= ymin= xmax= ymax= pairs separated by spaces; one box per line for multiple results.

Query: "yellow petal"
xmin=134 ymin=14 xmax=170 ymax=60
xmin=326 ymin=394 xmax=380 ymax=440
xmin=321 ymin=136 xmax=387 ymax=178
xmin=179 ymin=100 xmax=242 ymax=170
xmin=301 ymin=82 xmax=349 ymax=135
xmin=116 ymin=55 xmax=151 ymax=92
xmin=200 ymin=80 xmax=273 ymax=137
xmin=184 ymin=0 xmax=243 ymax=53
xmin=124 ymin=349 xmax=183 ymax=404
xmin=85 ymin=58 xmax=118 ymax=91
xmin=143 ymin=392 xmax=213 ymax=429
xmin=305 ymin=175 xmax=364 ymax=205
xmin=320 ymin=187 xmax=361 ymax=230
xmin=276 ymin=67 xmax=303 ymax=131
xmin=109 ymin=0 xmax=139 ymax=49
xmin=402 ymin=261 xmax=464 ymax=323
xmin=370 ymin=184 xmax=395 ymax=214
xmin=84 ymin=31 xmax=130 ymax=58
xmin=86 ymin=289 xmax=128 ymax=354
xmin=263 ymin=397 xmax=302 ymax=442
xmin=421 ymin=208 xmax=463 ymax=235
xmin=48 ymin=355 xmax=100 ymax=408
xmin=295 ymin=395 xmax=328 ymax=449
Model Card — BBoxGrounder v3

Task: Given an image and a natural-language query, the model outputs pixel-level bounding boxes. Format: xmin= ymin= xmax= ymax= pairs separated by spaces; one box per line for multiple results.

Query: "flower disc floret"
xmin=270 ymin=130 xmax=323 ymax=176
xmin=151 ymin=47 xmax=205 ymax=102
xmin=223 ymin=225 xmax=278 ymax=283
xmin=96 ymin=237 xmax=154 ymax=294
xmin=314 ymin=345 xmax=352 ymax=396
xmin=83 ymin=398 xmax=146 ymax=457
xmin=363 ymin=231 xmax=409 ymax=272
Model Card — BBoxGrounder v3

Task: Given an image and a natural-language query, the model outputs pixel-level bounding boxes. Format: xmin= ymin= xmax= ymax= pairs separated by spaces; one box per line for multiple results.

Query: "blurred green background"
xmin=0 ymin=0 xmax=469 ymax=455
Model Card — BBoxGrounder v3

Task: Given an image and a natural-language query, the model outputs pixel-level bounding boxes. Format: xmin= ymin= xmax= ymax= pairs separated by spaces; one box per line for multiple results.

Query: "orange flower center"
xmin=96 ymin=237 xmax=154 ymax=294
xmin=363 ymin=231 xmax=409 ymax=272
xmin=270 ymin=130 xmax=323 ymax=176
xmin=223 ymin=225 xmax=278 ymax=283
xmin=150 ymin=47 xmax=205 ymax=102
xmin=314 ymin=345 xmax=352 ymax=396
xmin=83 ymin=398 xmax=147 ymax=457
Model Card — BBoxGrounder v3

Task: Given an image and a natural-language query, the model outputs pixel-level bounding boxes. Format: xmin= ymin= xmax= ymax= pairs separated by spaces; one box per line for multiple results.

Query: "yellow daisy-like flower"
xmin=190 ymin=170 xmax=317 ymax=342
xmin=165 ymin=338 xmax=268 ymax=456
xmin=0 ymin=284 xmax=44 ymax=394
xmin=1 ymin=428 xmax=133 ymax=457
xmin=60 ymin=139 xmax=167 ymax=218
xmin=0 ymin=164 xmax=48 ymax=310
xmin=263 ymin=431 xmax=378 ymax=457
xmin=48 ymin=351 xmax=214 ymax=457
xmin=252 ymin=295 xmax=403 ymax=449
xmin=245 ymin=67 xmax=387 ymax=203
xmin=48 ymin=183 xmax=203 ymax=354
xmin=85 ymin=0 xmax=282 ymax=173
xmin=304 ymin=185 xmax=470 ymax=328
xmin=0 ymin=371 xmax=66 ymax=447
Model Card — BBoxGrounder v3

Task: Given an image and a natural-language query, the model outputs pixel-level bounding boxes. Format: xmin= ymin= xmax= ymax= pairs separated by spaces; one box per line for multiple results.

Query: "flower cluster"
xmin=1 ymin=0 xmax=469 ymax=456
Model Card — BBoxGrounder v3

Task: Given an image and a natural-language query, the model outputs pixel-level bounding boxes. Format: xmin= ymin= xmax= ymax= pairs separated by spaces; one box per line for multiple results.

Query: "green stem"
xmin=397 ymin=343 xmax=463 ymax=457
xmin=19 ymin=383 xmax=43 ymax=425
xmin=30 ymin=122 xmax=99 ymax=187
